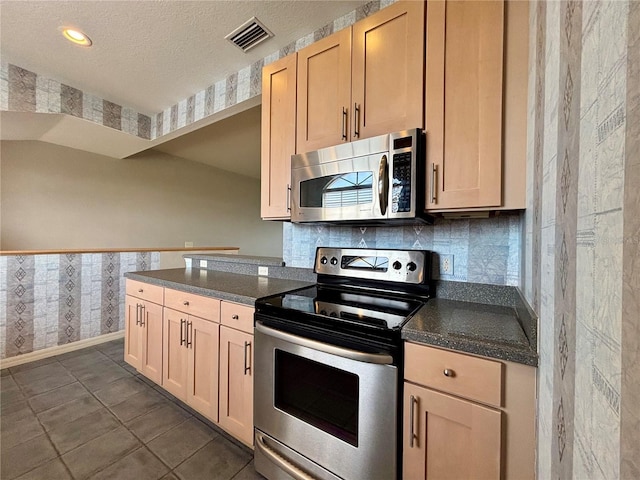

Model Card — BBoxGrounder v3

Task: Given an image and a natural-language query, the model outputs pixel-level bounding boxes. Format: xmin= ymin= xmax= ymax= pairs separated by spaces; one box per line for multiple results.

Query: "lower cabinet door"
xmin=219 ymin=326 xmax=253 ymax=445
xmin=141 ymin=301 xmax=163 ymax=384
xmin=186 ymin=316 xmax=219 ymax=423
xmin=124 ymin=296 xmax=142 ymax=370
xmin=163 ymin=307 xmax=188 ymax=400
xmin=403 ymin=382 xmax=502 ymax=480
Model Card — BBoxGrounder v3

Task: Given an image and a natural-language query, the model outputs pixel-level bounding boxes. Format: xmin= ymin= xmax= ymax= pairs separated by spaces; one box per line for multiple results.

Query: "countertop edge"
xmin=402 ymin=328 xmax=538 ymax=367
xmin=125 ymin=271 xmax=257 ymax=305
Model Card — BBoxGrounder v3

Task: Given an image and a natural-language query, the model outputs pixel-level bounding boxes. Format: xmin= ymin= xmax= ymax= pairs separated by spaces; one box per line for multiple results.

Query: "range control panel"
xmin=314 ymin=247 xmax=431 ymax=284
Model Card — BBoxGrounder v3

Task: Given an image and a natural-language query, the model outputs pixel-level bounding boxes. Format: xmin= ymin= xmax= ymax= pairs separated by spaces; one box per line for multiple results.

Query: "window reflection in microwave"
xmin=300 ymin=172 xmax=373 ymax=208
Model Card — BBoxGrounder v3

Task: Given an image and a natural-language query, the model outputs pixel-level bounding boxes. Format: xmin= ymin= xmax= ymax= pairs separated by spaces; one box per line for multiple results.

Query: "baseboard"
xmin=0 ymin=331 xmax=125 ymax=369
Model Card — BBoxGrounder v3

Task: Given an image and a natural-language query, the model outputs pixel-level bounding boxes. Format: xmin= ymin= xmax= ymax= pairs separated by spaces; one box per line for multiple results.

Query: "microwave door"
xmin=294 ymin=154 xmax=387 ymax=222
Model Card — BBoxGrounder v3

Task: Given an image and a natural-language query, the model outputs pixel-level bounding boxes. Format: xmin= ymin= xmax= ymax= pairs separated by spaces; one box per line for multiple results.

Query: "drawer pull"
xmin=138 ymin=289 xmax=143 ymax=293
xmin=443 ymin=368 xmax=456 ymax=378
xmin=183 ymin=301 xmax=190 ymax=306
xmin=232 ymin=314 xmax=239 ymax=320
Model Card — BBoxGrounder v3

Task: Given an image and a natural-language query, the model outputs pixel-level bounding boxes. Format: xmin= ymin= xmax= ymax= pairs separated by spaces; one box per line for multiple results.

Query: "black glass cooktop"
xmin=257 ymin=285 xmax=426 ymax=331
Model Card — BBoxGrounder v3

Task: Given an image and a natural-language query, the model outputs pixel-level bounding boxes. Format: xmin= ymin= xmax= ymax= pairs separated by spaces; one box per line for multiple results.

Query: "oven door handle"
xmin=256 ymin=322 xmax=394 ymax=365
xmin=255 ymin=433 xmax=316 ymax=480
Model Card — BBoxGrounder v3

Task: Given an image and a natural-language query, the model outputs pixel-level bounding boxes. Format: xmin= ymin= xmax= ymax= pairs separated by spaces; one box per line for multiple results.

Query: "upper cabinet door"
xmin=426 ymin=0 xmax=504 ymax=210
xmin=296 ymin=28 xmax=352 ymax=154
xmin=261 ymin=54 xmax=297 ymax=220
xmin=352 ymin=0 xmax=425 ymax=140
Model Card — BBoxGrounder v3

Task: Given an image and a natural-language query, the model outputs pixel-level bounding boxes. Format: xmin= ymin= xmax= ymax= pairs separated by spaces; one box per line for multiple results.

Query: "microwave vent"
xmin=225 ymin=17 xmax=274 ymax=52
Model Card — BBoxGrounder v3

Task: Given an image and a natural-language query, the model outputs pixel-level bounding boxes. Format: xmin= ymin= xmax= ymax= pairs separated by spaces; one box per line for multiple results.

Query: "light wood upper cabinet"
xmin=219 ymin=324 xmax=254 ymax=447
xmin=425 ymin=0 xmax=506 ymax=210
xmin=296 ymin=28 xmax=352 ymax=153
xmin=261 ymin=53 xmax=297 ymax=220
xmin=351 ymin=0 xmax=424 ymax=140
xmin=296 ymin=1 xmax=424 ymax=153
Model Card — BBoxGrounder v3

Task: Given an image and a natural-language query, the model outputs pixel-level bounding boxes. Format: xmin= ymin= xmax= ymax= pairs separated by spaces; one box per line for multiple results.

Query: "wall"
xmin=283 ymin=214 xmax=522 ymax=286
xmin=523 ymin=1 xmax=639 ymax=478
xmin=0 ymin=251 xmax=159 ymax=360
xmin=0 ymin=141 xmax=282 ymax=257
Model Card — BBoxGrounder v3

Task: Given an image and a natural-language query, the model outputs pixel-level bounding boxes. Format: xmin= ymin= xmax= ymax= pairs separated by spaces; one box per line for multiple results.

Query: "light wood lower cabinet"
xmin=219 ymin=325 xmax=254 ymax=446
xmin=403 ymin=342 xmax=536 ymax=480
xmin=163 ymin=307 xmax=219 ymax=423
xmin=124 ymin=294 xmax=163 ymax=385
xmin=403 ymin=382 xmax=501 ymax=480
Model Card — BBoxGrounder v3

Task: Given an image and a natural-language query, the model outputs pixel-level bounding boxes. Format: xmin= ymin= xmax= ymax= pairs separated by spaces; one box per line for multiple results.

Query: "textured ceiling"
xmin=0 ymin=1 xmax=366 ymax=115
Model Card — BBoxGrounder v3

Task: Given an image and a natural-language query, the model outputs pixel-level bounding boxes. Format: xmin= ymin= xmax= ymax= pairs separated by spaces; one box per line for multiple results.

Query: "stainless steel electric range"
xmin=254 ymin=247 xmax=433 ymax=480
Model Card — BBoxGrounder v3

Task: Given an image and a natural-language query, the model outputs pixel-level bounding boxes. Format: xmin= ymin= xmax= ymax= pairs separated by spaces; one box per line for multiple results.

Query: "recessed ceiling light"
xmin=61 ymin=27 xmax=92 ymax=47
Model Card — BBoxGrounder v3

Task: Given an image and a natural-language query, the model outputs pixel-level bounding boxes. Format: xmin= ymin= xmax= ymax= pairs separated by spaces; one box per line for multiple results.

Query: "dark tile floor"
xmin=0 ymin=339 xmax=264 ymax=480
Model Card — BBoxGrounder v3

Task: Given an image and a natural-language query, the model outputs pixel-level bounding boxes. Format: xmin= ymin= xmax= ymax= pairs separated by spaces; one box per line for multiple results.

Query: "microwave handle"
xmin=378 ymin=154 xmax=388 ymax=216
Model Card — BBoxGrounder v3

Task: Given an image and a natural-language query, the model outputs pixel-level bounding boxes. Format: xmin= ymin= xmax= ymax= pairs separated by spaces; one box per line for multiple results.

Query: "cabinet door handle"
xmin=354 ymin=103 xmax=360 ymax=138
xmin=286 ymin=184 xmax=291 ymax=212
xmin=443 ymin=368 xmax=456 ymax=377
xmin=186 ymin=320 xmax=193 ymax=348
xmin=139 ymin=305 xmax=145 ymax=326
xmin=341 ymin=107 xmax=348 ymax=140
xmin=409 ymin=394 xmax=418 ymax=448
xmin=431 ymin=164 xmax=437 ymax=204
xmin=244 ymin=341 xmax=251 ymax=375
xmin=180 ymin=319 xmax=186 ymax=346
xmin=135 ymin=304 xmax=141 ymax=325
xmin=232 ymin=314 xmax=239 ymax=320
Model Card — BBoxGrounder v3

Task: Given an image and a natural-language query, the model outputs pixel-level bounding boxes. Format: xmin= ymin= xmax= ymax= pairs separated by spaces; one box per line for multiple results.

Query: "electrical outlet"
xmin=440 ymin=254 xmax=454 ymax=275
xmin=184 ymin=241 xmax=194 ymax=248
xmin=258 ymin=266 xmax=269 ymax=276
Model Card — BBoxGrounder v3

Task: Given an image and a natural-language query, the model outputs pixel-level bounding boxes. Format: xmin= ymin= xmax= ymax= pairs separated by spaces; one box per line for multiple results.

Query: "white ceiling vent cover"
xmin=225 ymin=17 xmax=274 ymax=52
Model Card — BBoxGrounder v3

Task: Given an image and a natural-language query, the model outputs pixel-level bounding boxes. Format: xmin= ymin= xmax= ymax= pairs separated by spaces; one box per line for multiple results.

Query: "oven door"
xmin=254 ymin=321 xmax=398 ymax=480
xmin=290 ymin=152 xmax=389 ymax=223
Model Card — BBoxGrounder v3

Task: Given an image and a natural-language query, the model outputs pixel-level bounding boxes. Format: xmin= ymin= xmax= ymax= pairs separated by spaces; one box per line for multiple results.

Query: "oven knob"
xmin=393 ymin=261 xmax=402 ymax=270
xmin=407 ymin=262 xmax=417 ymax=272
xmin=330 ymin=257 xmax=338 ymax=266
xmin=320 ymin=256 xmax=328 ymax=265
xmin=330 ymin=311 xmax=337 ymax=317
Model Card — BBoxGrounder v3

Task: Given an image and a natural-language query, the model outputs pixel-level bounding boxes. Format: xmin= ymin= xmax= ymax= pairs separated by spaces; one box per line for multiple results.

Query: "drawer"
xmin=404 ymin=342 xmax=503 ymax=407
xmin=220 ymin=301 xmax=254 ymax=334
xmin=164 ymin=288 xmax=220 ymax=323
xmin=126 ymin=279 xmax=164 ymax=305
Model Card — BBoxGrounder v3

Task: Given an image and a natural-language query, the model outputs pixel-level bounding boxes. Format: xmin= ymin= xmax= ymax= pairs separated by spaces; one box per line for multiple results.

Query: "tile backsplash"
xmin=283 ymin=214 xmax=522 ymax=286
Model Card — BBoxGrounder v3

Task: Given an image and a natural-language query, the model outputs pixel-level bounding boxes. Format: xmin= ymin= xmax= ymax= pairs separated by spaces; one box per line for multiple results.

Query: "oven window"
xmin=300 ymin=172 xmax=373 ymax=208
xmin=274 ymin=350 xmax=359 ymax=446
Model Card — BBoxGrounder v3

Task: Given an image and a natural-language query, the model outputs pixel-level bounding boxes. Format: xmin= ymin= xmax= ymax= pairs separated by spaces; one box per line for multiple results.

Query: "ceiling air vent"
xmin=225 ymin=17 xmax=274 ymax=52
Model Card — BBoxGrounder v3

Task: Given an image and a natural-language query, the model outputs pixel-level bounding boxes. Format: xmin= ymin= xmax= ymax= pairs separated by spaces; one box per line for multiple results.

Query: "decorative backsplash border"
xmin=283 ymin=214 xmax=522 ymax=287
xmin=0 ymin=252 xmax=160 ymax=360
xmin=0 ymin=0 xmax=394 ymax=142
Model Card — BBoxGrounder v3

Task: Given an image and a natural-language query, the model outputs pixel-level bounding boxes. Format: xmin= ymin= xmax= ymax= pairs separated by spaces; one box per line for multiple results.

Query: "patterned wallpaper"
xmin=0 ymin=0 xmax=394 ymax=142
xmin=523 ymin=0 xmax=639 ymax=478
xmin=0 ymin=252 xmax=160 ymax=360
xmin=0 ymin=63 xmax=152 ymax=140
xmin=283 ymin=214 xmax=522 ymax=286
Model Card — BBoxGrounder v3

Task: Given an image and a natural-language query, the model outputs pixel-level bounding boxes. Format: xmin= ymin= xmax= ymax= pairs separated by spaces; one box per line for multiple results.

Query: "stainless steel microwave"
xmin=290 ymin=128 xmax=433 ymax=224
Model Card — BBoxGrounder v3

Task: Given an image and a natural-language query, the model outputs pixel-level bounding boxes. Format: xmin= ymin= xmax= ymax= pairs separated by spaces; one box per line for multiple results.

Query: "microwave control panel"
xmin=391 ymin=152 xmax=413 ymax=213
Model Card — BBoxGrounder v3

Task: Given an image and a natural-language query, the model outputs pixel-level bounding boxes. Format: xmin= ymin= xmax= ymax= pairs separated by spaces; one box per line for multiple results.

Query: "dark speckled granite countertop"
xmin=403 ymin=298 xmax=538 ymax=366
xmin=124 ymin=268 xmax=312 ymax=306
xmin=125 ymin=268 xmax=538 ymax=367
